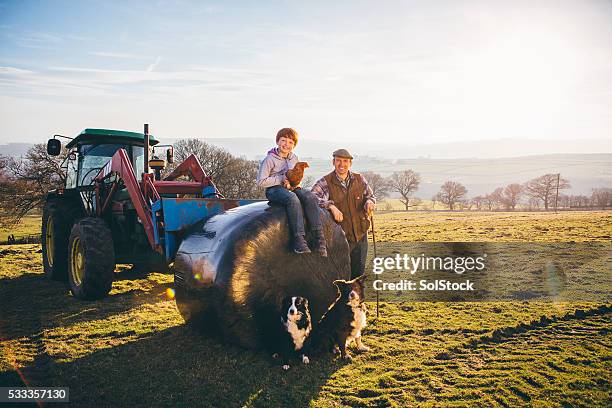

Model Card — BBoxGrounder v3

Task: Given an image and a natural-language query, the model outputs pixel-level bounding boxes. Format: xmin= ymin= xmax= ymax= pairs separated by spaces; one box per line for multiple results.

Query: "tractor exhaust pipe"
xmin=143 ymin=123 xmax=150 ymax=177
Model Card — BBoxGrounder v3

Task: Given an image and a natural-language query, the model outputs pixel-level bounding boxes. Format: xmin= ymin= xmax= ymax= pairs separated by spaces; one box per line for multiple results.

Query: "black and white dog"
xmin=274 ymin=296 xmax=312 ymax=370
xmin=304 ymin=274 xmax=370 ymax=360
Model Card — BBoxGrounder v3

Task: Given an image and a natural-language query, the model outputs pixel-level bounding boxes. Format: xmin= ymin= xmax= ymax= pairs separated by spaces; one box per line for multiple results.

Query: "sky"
xmin=0 ymin=0 xmax=611 ymax=146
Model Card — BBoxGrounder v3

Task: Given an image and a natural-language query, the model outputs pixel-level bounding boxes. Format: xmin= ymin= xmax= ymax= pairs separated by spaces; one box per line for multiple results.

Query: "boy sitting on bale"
xmin=256 ymin=128 xmax=327 ymax=256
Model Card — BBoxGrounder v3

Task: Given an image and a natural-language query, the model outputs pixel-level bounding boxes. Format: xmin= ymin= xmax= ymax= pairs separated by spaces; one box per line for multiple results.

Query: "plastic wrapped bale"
xmin=173 ymin=201 xmax=351 ymax=349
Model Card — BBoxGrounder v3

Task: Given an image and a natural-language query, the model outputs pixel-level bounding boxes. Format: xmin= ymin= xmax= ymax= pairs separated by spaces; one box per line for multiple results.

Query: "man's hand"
xmin=329 ymin=205 xmax=343 ymax=222
xmin=365 ymin=200 xmax=375 ymax=217
xmin=282 ymin=177 xmax=291 ymax=189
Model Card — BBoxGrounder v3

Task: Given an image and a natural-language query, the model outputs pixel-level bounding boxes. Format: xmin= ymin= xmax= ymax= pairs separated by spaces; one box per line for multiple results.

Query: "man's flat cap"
xmin=333 ymin=148 xmax=353 ymax=159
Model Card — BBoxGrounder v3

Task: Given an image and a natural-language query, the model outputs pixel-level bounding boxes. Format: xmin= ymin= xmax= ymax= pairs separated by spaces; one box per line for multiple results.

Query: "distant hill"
xmin=0 ymin=142 xmax=33 ymax=158
xmin=165 ymin=137 xmax=612 ymax=161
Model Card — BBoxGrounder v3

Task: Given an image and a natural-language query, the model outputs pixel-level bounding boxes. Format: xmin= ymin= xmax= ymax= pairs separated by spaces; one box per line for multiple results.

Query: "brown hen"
xmin=285 ymin=161 xmax=310 ymax=188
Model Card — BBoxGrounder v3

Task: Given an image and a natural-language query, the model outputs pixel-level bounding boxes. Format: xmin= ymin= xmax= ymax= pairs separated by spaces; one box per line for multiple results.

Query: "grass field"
xmin=3 ymin=209 xmax=608 ymax=243
xmin=0 ymin=214 xmax=41 ymax=242
xmin=1 ymin=211 xmax=611 ymax=407
xmin=373 ymin=210 xmax=612 ymax=242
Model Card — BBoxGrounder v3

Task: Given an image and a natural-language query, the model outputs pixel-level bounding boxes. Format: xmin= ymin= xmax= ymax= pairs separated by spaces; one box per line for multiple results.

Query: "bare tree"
xmin=169 ymin=138 xmax=234 ymax=182
xmin=471 ymin=195 xmax=485 ymax=210
xmin=0 ymin=155 xmax=15 ymax=227
xmin=0 ymin=155 xmax=10 ymax=187
xmin=527 ymin=197 xmax=540 ymax=211
xmin=455 ymin=200 xmax=468 ymax=210
xmin=388 ymin=170 xmax=421 ymax=211
xmin=556 ymin=194 xmax=568 ymax=209
xmin=483 ymin=194 xmax=495 ymax=211
xmin=486 ymin=183 xmax=523 ymax=210
xmin=0 ymin=155 xmax=7 ymax=175
xmin=591 ymin=188 xmax=612 ymax=210
xmin=489 ymin=187 xmax=505 ymax=210
xmin=169 ymin=138 xmax=264 ymax=199
xmin=570 ymin=195 xmax=591 ymax=208
xmin=503 ymin=183 xmax=523 ymax=210
xmin=524 ymin=173 xmax=570 ymax=210
xmin=0 ymin=144 xmax=68 ymax=226
xmin=576 ymin=195 xmax=591 ymax=208
xmin=361 ymin=171 xmax=391 ymax=200
xmin=564 ymin=195 xmax=575 ymax=208
xmin=434 ymin=181 xmax=467 ymax=210
xmin=220 ymin=156 xmax=265 ymax=199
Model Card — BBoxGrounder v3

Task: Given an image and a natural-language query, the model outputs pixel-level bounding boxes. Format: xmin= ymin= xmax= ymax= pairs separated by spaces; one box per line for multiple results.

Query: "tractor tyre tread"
xmin=68 ymin=217 xmax=115 ymax=300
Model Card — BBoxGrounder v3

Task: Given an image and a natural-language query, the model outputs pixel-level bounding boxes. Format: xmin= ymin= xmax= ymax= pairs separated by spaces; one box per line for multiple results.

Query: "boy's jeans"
xmin=266 ymin=186 xmax=322 ymax=237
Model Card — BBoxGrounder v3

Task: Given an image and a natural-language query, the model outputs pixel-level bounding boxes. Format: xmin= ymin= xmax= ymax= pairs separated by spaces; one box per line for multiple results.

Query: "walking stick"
xmin=370 ymin=212 xmax=379 ymax=319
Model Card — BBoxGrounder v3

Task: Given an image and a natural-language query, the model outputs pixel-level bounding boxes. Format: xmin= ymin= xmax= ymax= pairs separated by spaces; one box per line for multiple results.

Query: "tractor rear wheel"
xmin=42 ymin=200 xmax=70 ymax=280
xmin=67 ymin=217 xmax=115 ymax=300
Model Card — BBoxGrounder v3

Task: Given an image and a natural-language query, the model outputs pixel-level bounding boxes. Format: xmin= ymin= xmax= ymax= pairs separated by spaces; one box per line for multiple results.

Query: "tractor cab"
xmin=47 ymin=128 xmax=164 ymax=188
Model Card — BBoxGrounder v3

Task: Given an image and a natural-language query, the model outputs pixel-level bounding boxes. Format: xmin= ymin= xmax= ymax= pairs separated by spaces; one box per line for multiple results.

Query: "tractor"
xmin=42 ymin=125 xmax=258 ymax=300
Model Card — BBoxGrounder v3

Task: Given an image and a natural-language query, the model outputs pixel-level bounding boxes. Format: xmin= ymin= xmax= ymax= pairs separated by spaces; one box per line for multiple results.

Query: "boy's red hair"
xmin=276 ymin=128 xmax=299 ymax=146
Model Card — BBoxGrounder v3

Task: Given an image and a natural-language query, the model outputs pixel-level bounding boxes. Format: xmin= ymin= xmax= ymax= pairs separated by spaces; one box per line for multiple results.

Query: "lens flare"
xmin=166 ymin=288 xmax=175 ymax=299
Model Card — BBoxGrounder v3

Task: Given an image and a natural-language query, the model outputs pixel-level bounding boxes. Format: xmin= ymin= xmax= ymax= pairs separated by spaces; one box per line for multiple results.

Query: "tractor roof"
xmin=66 ymin=128 xmax=159 ymax=149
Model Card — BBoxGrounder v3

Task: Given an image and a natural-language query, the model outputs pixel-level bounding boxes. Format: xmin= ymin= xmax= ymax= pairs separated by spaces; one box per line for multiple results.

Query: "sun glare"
xmin=461 ymin=26 xmax=581 ymax=126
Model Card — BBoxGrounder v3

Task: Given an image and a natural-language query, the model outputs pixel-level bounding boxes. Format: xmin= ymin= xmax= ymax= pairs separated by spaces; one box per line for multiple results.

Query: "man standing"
xmin=312 ymin=149 xmax=376 ymax=278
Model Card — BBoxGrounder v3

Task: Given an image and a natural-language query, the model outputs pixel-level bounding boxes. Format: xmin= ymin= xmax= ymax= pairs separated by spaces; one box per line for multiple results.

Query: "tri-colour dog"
xmin=274 ymin=296 xmax=312 ymax=370
xmin=304 ymin=274 xmax=370 ymax=360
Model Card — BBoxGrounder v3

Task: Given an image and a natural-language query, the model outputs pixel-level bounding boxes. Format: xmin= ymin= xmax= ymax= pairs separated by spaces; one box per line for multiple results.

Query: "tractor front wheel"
xmin=68 ymin=217 xmax=115 ymax=300
xmin=42 ymin=198 xmax=83 ymax=281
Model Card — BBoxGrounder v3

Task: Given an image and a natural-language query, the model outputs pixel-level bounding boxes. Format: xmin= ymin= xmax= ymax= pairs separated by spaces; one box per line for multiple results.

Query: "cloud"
xmin=193 ymin=4 xmax=220 ymax=15
xmin=14 ymin=31 xmax=63 ymax=49
xmin=147 ymin=56 xmax=162 ymax=72
xmin=0 ymin=66 xmax=34 ymax=75
xmin=90 ymin=51 xmax=151 ymax=60
xmin=65 ymin=34 xmax=92 ymax=41
xmin=0 ymin=64 xmax=276 ymax=101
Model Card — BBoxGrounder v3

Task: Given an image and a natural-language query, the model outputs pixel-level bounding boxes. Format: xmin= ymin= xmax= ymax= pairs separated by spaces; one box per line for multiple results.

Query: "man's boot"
xmin=293 ymin=235 xmax=311 ymax=254
xmin=314 ymin=230 xmax=328 ymax=257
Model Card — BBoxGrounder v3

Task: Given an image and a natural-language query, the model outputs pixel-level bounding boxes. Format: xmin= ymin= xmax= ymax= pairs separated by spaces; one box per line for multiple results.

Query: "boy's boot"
xmin=294 ymin=235 xmax=311 ymax=254
xmin=314 ymin=230 xmax=328 ymax=257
